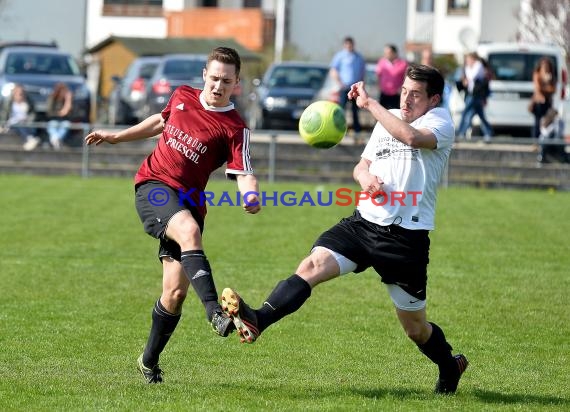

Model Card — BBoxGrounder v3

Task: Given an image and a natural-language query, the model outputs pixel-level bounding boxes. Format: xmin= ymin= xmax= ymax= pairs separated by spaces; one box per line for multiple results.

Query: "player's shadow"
xmin=356 ymin=387 xmax=569 ymax=407
xmin=355 ymin=387 xmax=429 ymax=399
xmin=473 ymin=389 xmax=569 ymax=407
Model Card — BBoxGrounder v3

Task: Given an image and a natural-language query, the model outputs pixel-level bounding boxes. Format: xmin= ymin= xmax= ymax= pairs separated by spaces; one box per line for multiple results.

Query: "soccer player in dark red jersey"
xmin=85 ymin=47 xmax=260 ymax=383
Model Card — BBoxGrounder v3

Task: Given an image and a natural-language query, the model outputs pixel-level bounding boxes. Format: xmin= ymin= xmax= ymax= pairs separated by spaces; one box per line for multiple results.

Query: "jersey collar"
xmin=199 ymin=91 xmax=235 ymax=112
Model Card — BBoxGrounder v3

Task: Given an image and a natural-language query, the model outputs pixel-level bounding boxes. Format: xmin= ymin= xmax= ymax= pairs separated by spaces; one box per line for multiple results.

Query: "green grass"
xmin=0 ymin=175 xmax=569 ymax=411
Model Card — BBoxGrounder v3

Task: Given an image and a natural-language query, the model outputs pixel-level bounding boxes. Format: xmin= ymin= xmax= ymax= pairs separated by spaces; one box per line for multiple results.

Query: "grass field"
xmin=1 ymin=174 xmax=569 ymax=411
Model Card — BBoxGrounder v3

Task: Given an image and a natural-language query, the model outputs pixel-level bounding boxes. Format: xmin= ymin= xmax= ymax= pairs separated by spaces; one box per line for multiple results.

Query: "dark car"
xmin=141 ymin=54 xmax=208 ymax=118
xmin=248 ymin=61 xmax=329 ymax=130
xmin=108 ymin=56 xmax=161 ymax=125
xmin=0 ymin=46 xmax=91 ymax=122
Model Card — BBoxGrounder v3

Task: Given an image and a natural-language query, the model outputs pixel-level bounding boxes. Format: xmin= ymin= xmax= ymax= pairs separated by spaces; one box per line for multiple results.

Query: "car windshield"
xmin=5 ymin=52 xmax=81 ymax=76
xmin=163 ymin=59 xmax=206 ymax=81
xmin=139 ymin=63 xmax=159 ymax=79
xmin=267 ymin=66 xmax=328 ymax=89
xmin=488 ymin=53 xmax=557 ymax=82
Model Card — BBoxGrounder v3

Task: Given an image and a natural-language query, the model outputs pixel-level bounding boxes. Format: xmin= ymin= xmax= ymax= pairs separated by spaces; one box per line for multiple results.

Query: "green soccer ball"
xmin=298 ymin=101 xmax=347 ymax=148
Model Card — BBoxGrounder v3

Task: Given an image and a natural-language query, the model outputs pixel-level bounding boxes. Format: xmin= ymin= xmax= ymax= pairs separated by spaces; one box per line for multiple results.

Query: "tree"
xmin=518 ymin=0 xmax=570 ymax=59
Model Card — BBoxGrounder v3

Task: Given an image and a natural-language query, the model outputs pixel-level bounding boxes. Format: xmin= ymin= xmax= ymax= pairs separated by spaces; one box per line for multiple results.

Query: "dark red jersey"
xmin=135 ymin=86 xmax=253 ymax=218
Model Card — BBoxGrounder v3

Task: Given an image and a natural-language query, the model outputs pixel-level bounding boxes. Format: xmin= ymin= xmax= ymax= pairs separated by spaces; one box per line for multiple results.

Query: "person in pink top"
xmin=375 ymin=44 xmax=408 ymax=109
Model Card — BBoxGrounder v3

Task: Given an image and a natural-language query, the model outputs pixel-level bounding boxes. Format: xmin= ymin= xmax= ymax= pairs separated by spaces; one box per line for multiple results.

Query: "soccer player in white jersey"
xmin=85 ymin=47 xmax=261 ymax=383
xmin=222 ymin=64 xmax=468 ymax=394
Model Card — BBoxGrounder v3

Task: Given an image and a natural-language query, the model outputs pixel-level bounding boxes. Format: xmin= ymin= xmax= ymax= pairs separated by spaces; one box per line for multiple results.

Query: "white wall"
xmin=431 ymin=0 xmax=521 ymax=57
xmin=85 ymin=0 xmax=169 ymax=48
xmin=288 ymin=0 xmax=407 ymax=63
xmin=479 ymin=0 xmax=520 ymax=43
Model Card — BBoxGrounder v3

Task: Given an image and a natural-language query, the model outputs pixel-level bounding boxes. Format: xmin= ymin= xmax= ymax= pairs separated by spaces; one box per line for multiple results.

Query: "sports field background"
xmin=0 ymin=175 xmax=568 ymax=411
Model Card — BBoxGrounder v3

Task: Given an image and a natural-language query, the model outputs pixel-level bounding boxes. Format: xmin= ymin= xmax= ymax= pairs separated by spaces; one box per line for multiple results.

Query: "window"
xmin=416 ymin=0 xmax=434 ymax=13
xmin=103 ymin=0 xmax=163 ymax=17
xmin=6 ymin=52 xmax=80 ymax=76
xmin=447 ymin=0 xmax=469 ymax=15
xmin=488 ymin=53 xmax=557 ymax=82
xmin=243 ymin=0 xmax=261 ymax=7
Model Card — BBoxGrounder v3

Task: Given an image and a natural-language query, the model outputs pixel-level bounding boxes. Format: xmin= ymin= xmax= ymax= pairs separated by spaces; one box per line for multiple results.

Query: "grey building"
xmin=0 ymin=0 xmax=87 ymax=59
xmin=287 ymin=0 xmax=407 ymax=63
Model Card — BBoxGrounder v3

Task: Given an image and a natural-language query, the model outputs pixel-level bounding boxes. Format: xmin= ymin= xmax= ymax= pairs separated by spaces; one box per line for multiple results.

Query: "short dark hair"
xmin=406 ymin=63 xmax=444 ymax=98
xmin=386 ymin=44 xmax=398 ymax=54
xmin=207 ymin=47 xmax=241 ymax=76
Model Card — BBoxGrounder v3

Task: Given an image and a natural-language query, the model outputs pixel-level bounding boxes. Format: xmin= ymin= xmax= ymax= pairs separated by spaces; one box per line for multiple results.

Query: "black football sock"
xmin=256 ymin=274 xmax=312 ymax=332
xmin=417 ymin=322 xmax=457 ymax=377
xmin=181 ymin=250 xmax=219 ymax=320
xmin=143 ymin=299 xmax=181 ymax=367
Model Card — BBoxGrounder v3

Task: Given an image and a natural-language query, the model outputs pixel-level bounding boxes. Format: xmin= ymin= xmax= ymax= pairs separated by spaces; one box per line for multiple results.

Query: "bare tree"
xmin=518 ymin=0 xmax=570 ymax=58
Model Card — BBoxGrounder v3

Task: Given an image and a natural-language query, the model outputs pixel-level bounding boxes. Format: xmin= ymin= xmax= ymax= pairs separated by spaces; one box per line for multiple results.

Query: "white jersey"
xmin=357 ymin=107 xmax=454 ymax=230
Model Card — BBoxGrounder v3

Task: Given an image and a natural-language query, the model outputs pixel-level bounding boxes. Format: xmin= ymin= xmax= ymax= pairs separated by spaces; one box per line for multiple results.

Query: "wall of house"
xmin=431 ymin=0 xmax=521 ymax=58
xmin=287 ymin=0 xmax=407 ymax=63
xmin=479 ymin=0 xmax=520 ymax=43
xmin=0 ymin=0 xmax=86 ymax=59
xmin=166 ymin=8 xmax=265 ymax=51
xmin=85 ymin=0 xmax=167 ymax=49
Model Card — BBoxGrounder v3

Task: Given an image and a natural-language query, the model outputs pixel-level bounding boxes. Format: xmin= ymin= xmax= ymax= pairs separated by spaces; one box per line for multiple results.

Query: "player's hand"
xmin=357 ymin=170 xmax=384 ymax=196
xmin=243 ymin=193 xmax=261 ymax=214
xmin=84 ymin=130 xmax=119 ymax=145
xmin=350 ymin=82 xmax=370 ymax=109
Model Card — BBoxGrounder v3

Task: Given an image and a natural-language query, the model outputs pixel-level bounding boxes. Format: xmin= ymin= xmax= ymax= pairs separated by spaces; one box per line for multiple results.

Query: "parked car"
xmin=314 ymin=63 xmax=379 ymax=130
xmin=448 ymin=42 xmax=568 ymax=136
xmin=108 ymin=56 xmax=161 ymax=125
xmin=0 ymin=46 xmax=91 ymax=122
xmin=141 ymin=54 xmax=208 ymax=118
xmin=248 ymin=61 xmax=329 ymax=130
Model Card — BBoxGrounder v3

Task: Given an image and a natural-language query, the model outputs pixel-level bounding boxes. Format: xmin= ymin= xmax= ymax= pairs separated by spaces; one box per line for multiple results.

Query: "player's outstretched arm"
xmin=85 ymin=113 xmax=165 ymax=145
xmin=236 ymin=174 xmax=261 ymax=214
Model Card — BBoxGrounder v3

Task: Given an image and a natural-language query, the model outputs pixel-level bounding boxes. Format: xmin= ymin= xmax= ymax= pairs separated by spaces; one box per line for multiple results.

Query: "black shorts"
xmin=135 ymin=181 xmax=204 ymax=262
xmin=314 ymin=210 xmax=430 ymax=300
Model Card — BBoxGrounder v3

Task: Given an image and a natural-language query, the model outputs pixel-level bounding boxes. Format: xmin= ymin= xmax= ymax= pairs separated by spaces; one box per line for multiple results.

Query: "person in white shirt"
xmin=456 ymin=52 xmax=493 ymax=141
xmin=221 ymin=64 xmax=469 ymax=395
xmin=0 ymin=84 xmax=40 ymax=150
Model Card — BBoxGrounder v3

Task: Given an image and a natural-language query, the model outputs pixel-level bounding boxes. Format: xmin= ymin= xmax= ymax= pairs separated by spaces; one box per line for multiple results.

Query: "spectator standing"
xmin=456 ymin=52 xmax=493 ymax=142
xmin=46 ymin=82 xmax=73 ymax=150
xmin=0 ymin=84 xmax=40 ymax=151
xmin=330 ymin=36 xmax=366 ymax=134
xmin=530 ymin=57 xmax=556 ymax=138
xmin=421 ymin=48 xmax=433 ymax=66
xmin=375 ymin=44 xmax=408 ymax=109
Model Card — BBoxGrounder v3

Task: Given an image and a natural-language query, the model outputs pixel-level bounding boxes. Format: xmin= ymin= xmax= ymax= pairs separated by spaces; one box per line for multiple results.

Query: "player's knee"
xmin=164 ymin=287 xmax=188 ymax=308
xmin=167 ymin=215 xmax=202 ymax=248
xmin=297 ymin=251 xmax=339 ymax=286
xmin=402 ymin=322 xmax=430 ymax=344
xmin=174 ymin=232 xmax=201 ymax=251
